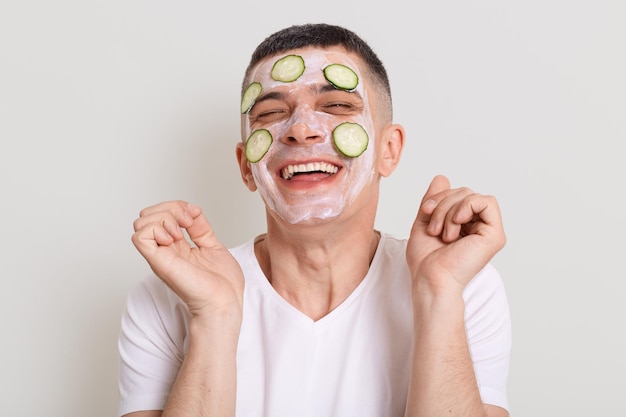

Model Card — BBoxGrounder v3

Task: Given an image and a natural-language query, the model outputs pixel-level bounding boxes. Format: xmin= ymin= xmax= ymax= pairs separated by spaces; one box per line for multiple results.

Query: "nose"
xmin=279 ymin=107 xmax=326 ymax=146
xmin=281 ymin=123 xmax=325 ymax=145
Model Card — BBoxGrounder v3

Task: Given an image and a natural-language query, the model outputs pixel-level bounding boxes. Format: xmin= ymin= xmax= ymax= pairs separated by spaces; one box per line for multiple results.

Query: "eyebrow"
xmin=253 ymin=91 xmax=285 ymax=106
xmin=318 ymin=84 xmax=364 ymax=101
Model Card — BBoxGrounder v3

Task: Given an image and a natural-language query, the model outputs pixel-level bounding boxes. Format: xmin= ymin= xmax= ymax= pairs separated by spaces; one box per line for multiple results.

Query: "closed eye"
xmin=250 ymin=109 xmax=288 ymax=124
xmin=321 ymin=101 xmax=361 ymax=116
xmin=248 ymin=97 xmax=289 ymax=124
xmin=318 ymin=88 xmax=363 ymax=116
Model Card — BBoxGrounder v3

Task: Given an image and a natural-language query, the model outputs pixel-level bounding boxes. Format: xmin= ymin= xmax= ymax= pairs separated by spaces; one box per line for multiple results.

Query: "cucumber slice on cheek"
xmin=241 ymin=82 xmax=262 ymax=114
xmin=333 ymin=122 xmax=369 ymax=157
xmin=270 ymin=55 xmax=305 ymax=82
xmin=323 ymin=64 xmax=359 ymax=91
xmin=245 ymin=129 xmax=273 ymax=163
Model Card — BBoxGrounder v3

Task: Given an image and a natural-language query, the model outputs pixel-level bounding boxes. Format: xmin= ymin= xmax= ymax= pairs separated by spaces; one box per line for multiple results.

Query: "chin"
xmin=272 ymin=206 xmax=342 ymax=226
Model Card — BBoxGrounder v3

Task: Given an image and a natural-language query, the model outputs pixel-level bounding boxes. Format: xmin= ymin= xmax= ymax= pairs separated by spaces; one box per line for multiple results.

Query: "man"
xmin=119 ymin=23 xmax=511 ymax=417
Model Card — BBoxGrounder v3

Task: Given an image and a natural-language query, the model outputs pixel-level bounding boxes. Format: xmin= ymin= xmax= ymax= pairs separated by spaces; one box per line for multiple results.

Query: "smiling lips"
xmin=281 ymin=161 xmax=340 ymax=180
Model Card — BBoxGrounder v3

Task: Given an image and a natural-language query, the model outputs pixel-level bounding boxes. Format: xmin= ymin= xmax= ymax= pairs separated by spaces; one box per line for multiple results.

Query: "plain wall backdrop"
xmin=1 ymin=1 xmax=624 ymax=416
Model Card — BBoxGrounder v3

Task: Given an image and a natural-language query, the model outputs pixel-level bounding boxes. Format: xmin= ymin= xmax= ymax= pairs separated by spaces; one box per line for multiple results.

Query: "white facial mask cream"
xmin=243 ymin=50 xmax=377 ymax=224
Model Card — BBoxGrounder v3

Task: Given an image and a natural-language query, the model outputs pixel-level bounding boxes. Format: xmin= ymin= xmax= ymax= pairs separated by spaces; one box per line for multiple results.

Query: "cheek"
xmin=347 ymin=141 xmax=376 ymax=179
xmin=250 ymin=158 xmax=274 ymax=195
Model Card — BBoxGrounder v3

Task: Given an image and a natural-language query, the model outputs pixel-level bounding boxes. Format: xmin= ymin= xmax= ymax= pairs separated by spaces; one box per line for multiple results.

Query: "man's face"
xmin=241 ymin=47 xmax=380 ymax=225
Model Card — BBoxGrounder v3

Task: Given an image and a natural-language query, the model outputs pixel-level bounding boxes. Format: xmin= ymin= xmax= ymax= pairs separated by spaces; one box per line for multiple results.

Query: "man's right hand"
xmin=131 ymin=201 xmax=244 ymax=321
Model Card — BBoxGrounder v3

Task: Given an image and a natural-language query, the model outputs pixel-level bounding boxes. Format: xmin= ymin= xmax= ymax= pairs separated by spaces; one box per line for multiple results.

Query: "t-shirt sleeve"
xmin=463 ymin=263 xmax=512 ymax=411
xmin=117 ymin=275 xmax=190 ymax=416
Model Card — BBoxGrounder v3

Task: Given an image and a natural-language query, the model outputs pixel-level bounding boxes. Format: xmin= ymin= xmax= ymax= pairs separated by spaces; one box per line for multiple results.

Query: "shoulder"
xmin=228 ymin=237 xmax=257 ymax=268
xmin=377 ymin=232 xmax=408 ymax=258
xmin=368 ymin=233 xmax=411 ymax=293
xmin=122 ymin=274 xmax=190 ymax=344
xmin=464 ymin=262 xmax=509 ymax=304
xmin=463 ymin=262 xmax=510 ymax=324
xmin=463 ymin=263 xmax=511 ymax=347
xmin=126 ymin=274 xmax=181 ymax=311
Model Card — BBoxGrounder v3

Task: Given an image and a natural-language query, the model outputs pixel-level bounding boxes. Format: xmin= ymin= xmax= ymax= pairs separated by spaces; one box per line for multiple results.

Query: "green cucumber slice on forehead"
xmin=323 ymin=63 xmax=359 ymax=91
xmin=245 ymin=129 xmax=273 ymax=163
xmin=270 ymin=54 xmax=305 ymax=82
xmin=332 ymin=122 xmax=369 ymax=157
xmin=241 ymin=82 xmax=262 ymax=114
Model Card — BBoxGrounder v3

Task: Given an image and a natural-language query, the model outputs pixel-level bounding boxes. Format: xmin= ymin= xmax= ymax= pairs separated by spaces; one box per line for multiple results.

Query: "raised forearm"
xmin=405 ymin=292 xmax=485 ymax=417
xmin=162 ymin=314 xmax=240 ymax=417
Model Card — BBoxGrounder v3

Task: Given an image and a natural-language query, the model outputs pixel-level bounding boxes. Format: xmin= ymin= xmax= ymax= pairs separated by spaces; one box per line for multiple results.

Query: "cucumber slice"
xmin=245 ymin=129 xmax=273 ymax=162
xmin=323 ymin=64 xmax=359 ymax=91
xmin=241 ymin=82 xmax=262 ymax=114
xmin=332 ymin=122 xmax=368 ymax=157
xmin=270 ymin=54 xmax=305 ymax=82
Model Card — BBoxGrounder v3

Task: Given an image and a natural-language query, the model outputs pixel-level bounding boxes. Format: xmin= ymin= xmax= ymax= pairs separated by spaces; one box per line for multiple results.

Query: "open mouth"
xmin=281 ymin=161 xmax=339 ymax=180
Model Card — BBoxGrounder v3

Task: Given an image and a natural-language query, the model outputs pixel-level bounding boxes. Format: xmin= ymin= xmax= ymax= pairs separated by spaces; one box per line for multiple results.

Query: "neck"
xmin=254 ymin=214 xmax=380 ymax=321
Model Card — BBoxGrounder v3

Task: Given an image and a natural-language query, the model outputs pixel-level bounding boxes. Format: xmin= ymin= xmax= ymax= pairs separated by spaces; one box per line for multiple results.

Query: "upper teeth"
xmin=281 ymin=162 xmax=339 ymax=180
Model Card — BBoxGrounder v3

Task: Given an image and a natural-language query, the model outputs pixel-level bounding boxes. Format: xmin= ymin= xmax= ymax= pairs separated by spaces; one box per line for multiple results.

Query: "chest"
xmin=235 ymin=283 xmax=413 ymax=417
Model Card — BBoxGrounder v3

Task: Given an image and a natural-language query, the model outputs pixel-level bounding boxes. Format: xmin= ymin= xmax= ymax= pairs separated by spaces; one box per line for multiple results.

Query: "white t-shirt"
xmin=118 ymin=233 xmax=511 ymax=416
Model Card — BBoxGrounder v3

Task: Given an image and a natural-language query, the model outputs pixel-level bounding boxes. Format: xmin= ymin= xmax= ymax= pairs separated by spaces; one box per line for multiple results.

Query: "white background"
xmin=1 ymin=1 xmax=624 ymax=416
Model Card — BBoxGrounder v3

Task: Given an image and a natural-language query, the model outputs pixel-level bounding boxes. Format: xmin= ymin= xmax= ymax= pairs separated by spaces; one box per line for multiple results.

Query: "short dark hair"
xmin=243 ymin=23 xmax=392 ymax=118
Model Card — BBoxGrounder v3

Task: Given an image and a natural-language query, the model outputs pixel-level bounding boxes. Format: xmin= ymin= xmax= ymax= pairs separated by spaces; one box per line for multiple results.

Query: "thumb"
xmin=411 ymin=175 xmax=451 ymax=234
xmin=420 ymin=174 xmax=451 ymax=205
xmin=185 ymin=205 xmax=225 ymax=251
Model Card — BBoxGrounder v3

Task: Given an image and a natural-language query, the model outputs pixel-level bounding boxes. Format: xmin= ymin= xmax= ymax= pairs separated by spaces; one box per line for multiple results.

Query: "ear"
xmin=376 ymin=123 xmax=405 ymax=177
xmin=236 ymin=142 xmax=257 ymax=191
